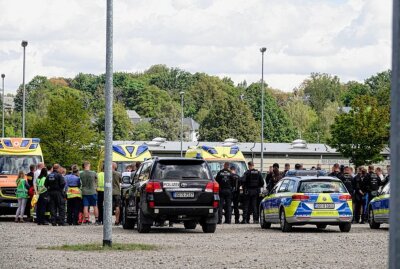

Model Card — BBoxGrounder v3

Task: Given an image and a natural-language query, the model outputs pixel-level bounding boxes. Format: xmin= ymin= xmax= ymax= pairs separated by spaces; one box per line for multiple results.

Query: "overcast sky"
xmin=0 ymin=0 xmax=392 ymax=94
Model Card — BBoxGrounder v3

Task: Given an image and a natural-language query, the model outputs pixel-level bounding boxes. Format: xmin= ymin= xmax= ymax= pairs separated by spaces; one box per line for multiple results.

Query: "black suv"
xmin=121 ymin=157 xmax=219 ymax=233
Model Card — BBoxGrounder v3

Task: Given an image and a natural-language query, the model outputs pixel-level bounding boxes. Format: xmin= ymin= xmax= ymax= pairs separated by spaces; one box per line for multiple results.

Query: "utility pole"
xmin=103 ymin=0 xmax=113 ymax=247
xmin=260 ymin=47 xmax=266 ymax=173
xmin=180 ymin=91 xmax=184 ymax=157
xmin=389 ymin=0 xmax=400 ymax=267
xmin=21 ymin=41 xmax=28 ymax=138
xmin=1 ymin=74 xmax=5 ymax=138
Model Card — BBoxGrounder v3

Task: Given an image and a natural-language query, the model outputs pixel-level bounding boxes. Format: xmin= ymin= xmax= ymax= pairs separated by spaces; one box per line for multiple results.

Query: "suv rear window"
xmin=298 ymin=180 xmax=347 ymax=193
xmin=153 ymin=160 xmax=212 ymax=180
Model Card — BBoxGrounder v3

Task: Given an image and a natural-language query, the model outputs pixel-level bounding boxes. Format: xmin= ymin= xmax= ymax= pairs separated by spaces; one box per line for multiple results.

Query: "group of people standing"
xmin=215 ymin=161 xmax=264 ymax=224
xmin=14 ymin=161 xmax=124 ymax=226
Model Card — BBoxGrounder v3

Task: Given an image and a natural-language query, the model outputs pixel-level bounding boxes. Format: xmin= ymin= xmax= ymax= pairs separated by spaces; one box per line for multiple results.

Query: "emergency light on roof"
xmin=152 ymin=137 xmax=166 ymax=143
xmin=201 ymin=145 xmax=218 ymax=154
xmin=224 ymin=138 xmax=238 ymax=143
xmin=286 ymin=170 xmax=328 ymax=177
xmin=136 ymin=145 xmax=149 ymax=156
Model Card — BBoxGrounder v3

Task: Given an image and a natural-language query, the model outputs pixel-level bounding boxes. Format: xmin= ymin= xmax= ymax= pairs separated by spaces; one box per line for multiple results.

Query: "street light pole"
xmin=1 ymin=74 xmax=5 ymax=138
xmin=180 ymin=91 xmax=184 ymax=157
xmin=21 ymin=41 xmax=28 ymax=138
xmin=260 ymin=47 xmax=266 ymax=173
xmin=389 ymin=0 xmax=400 ymax=267
xmin=103 ymin=0 xmax=113 ymax=247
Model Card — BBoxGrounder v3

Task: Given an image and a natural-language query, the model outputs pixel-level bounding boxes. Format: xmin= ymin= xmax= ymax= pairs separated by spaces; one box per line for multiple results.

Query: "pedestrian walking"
xmin=241 ymin=161 xmax=264 ymax=224
xmin=15 ymin=171 xmax=29 ymax=223
xmin=44 ymin=164 xmax=66 ymax=226
xmin=80 ymin=161 xmax=100 ymax=225
xmin=65 ymin=165 xmax=82 ymax=225
xmin=215 ymin=162 xmax=233 ymax=224
xmin=36 ymin=168 xmax=49 ymax=225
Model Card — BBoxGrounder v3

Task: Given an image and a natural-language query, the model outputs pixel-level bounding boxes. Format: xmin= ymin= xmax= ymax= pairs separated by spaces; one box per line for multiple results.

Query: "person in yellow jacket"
xmin=65 ymin=165 xmax=82 ymax=225
xmin=97 ymin=165 xmax=105 ymax=224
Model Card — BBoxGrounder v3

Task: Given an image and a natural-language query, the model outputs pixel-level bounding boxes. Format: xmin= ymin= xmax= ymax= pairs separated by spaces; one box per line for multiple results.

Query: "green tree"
xmin=301 ymin=73 xmax=343 ymax=114
xmin=199 ymin=96 xmax=259 ymax=142
xmin=341 ymin=81 xmax=370 ymax=107
xmin=132 ymin=121 xmax=160 ymax=141
xmin=364 ymin=70 xmax=391 ymax=106
xmin=244 ymin=83 xmax=297 ymax=142
xmin=150 ymin=102 xmax=181 ymax=140
xmin=284 ymin=98 xmax=318 ymax=138
xmin=328 ymin=96 xmax=389 ymax=167
xmin=29 ymin=91 xmax=99 ymax=167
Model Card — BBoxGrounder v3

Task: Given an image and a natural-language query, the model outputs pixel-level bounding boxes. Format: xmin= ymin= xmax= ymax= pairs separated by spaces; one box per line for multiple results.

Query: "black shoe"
xmin=254 ymin=220 xmax=259 ymax=224
xmin=43 ymin=222 xmax=50 ymax=225
xmin=58 ymin=223 xmax=68 ymax=226
xmin=235 ymin=220 xmax=240 ymax=224
xmin=360 ymin=220 xmax=365 ymax=224
xmin=240 ymin=220 xmax=247 ymax=224
xmin=217 ymin=221 xmax=222 ymax=224
xmin=224 ymin=221 xmax=231 ymax=224
xmin=51 ymin=223 xmax=57 ymax=226
xmin=95 ymin=221 xmax=102 ymax=226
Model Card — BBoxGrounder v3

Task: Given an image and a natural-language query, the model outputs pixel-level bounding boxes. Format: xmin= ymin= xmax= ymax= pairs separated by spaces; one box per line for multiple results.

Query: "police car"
xmin=369 ymin=182 xmax=390 ymax=229
xmin=259 ymin=170 xmax=353 ymax=232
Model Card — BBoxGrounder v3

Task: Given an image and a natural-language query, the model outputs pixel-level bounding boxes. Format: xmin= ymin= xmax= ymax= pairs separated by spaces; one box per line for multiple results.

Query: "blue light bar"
xmin=32 ymin=138 xmax=41 ymax=143
xmin=3 ymin=140 xmax=12 ymax=147
xmin=29 ymin=144 xmax=38 ymax=150
xmin=286 ymin=170 xmax=328 ymax=177
xmin=112 ymin=145 xmax=126 ymax=156
xmin=21 ymin=140 xmax=30 ymax=147
xmin=136 ymin=145 xmax=148 ymax=156
xmin=230 ymin=146 xmax=239 ymax=155
xmin=201 ymin=145 xmax=218 ymax=155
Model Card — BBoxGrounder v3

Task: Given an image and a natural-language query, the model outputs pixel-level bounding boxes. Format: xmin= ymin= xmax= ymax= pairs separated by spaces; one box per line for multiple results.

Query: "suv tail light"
xmin=292 ymin=194 xmax=310 ymax=201
xmin=339 ymin=194 xmax=352 ymax=201
xmin=146 ymin=181 xmax=162 ymax=193
xmin=205 ymin=181 xmax=219 ymax=193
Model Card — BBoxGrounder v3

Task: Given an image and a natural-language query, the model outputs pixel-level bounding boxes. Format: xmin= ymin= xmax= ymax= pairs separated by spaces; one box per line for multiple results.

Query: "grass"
xmin=37 ymin=243 xmax=157 ymax=252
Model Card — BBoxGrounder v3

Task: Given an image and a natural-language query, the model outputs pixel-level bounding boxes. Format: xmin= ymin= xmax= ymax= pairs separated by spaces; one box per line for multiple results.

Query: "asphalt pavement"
xmin=0 ymin=218 xmax=388 ymax=269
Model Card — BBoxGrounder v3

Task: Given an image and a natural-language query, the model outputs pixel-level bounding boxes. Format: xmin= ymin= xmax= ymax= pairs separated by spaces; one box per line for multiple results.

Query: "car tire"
xmin=339 ymin=223 xmax=351 ymax=232
xmin=122 ymin=206 xmax=135 ymax=230
xmin=202 ymin=223 xmax=216 ymax=233
xmin=369 ymin=208 xmax=381 ymax=229
xmin=137 ymin=208 xmax=151 ymax=233
xmin=260 ymin=208 xmax=271 ymax=229
xmin=184 ymin=221 xmax=197 ymax=230
xmin=316 ymin=224 xmax=327 ymax=230
xmin=280 ymin=208 xmax=292 ymax=232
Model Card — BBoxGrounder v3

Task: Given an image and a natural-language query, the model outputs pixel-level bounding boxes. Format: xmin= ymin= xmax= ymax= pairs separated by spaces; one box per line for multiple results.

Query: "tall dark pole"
xmin=1 ymin=74 xmax=4 ymax=138
xmin=21 ymin=40 xmax=28 ymax=138
xmin=180 ymin=91 xmax=184 ymax=157
xmin=260 ymin=47 xmax=266 ymax=173
xmin=103 ymin=0 xmax=113 ymax=247
xmin=390 ymin=0 xmax=400 ymax=267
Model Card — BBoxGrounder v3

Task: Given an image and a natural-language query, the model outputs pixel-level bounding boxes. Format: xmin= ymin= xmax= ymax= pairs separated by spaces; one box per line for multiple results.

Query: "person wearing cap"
xmin=267 ymin=163 xmax=282 ymax=193
xmin=241 ymin=161 xmax=264 ymax=224
xmin=215 ymin=162 xmax=234 ymax=224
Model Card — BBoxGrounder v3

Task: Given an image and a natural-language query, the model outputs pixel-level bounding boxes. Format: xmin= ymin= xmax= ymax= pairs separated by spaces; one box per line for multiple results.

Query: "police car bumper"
xmin=287 ymin=216 xmax=352 ymax=225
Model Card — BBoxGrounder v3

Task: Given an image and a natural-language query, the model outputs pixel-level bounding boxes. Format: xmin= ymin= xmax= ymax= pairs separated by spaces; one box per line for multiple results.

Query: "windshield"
xmin=154 ymin=160 xmax=212 ymax=180
xmin=117 ymin=162 xmax=135 ymax=173
xmin=207 ymin=161 xmax=247 ymax=177
xmin=298 ymin=180 xmax=347 ymax=193
xmin=0 ymin=155 xmax=43 ymax=175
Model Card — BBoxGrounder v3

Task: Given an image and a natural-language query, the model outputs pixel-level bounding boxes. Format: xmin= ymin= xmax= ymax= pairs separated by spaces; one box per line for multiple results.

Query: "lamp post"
xmin=180 ymin=91 xmax=184 ymax=157
xmin=21 ymin=40 xmax=28 ymax=138
xmin=260 ymin=47 xmax=266 ymax=173
xmin=103 ymin=0 xmax=113 ymax=247
xmin=1 ymin=74 xmax=4 ymax=138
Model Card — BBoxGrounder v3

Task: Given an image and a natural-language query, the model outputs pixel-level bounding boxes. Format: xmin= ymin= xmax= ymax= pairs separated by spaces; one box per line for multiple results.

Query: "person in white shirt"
xmin=33 ymin=162 xmax=45 ymax=194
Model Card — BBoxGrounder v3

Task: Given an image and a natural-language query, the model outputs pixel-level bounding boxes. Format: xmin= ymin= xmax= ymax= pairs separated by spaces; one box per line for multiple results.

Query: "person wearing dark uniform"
xmin=340 ymin=166 xmax=354 ymax=196
xmin=329 ymin=163 xmax=342 ymax=178
xmin=241 ymin=161 xmax=264 ymax=224
xmin=215 ymin=162 xmax=233 ymax=224
xmin=364 ymin=165 xmax=382 ymax=215
xmin=230 ymin=166 xmax=241 ymax=224
xmin=44 ymin=164 xmax=66 ymax=226
xmin=352 ymin=167 xmax=365 ymax=224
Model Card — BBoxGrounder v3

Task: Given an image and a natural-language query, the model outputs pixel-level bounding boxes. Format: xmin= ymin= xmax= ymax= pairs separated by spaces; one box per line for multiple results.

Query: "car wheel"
xmin=184 ymin=221 xmax=197 ymax=230
xmin=137 ymin=208 xmax=151 ymax=233
xmin=369 ymin=208 xmax=381 ymax=229
xmin=202 ymin=223 xmax=217 ymax=233
xmin=122 ymin=206 xmax=135 ymax=230
xmin=316 ymin=224 xmax=327 ymax=230
xmin=339 ymin=222 xmax=351 ymax=232
xmin=279 ymin=208 xmax=292 ymax=232
xmin=260 ymin=208 xmax=271 ymax=229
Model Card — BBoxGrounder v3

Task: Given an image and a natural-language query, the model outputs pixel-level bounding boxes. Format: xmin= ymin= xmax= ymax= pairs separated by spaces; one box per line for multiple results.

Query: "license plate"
xmin=163 ymin=182 xmax=180 ymax=188
xmin=9 ymin=203 xmax=18 ymax=208
xmin=314 ymin=203 xmax=335 ymax=209
xmin=173 ymin=192 xmax=194 ymax=198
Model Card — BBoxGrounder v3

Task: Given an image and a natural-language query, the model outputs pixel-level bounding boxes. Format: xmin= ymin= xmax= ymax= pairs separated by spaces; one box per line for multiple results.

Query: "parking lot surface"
xmin=0 ymin=219 xmax=388 ymax=269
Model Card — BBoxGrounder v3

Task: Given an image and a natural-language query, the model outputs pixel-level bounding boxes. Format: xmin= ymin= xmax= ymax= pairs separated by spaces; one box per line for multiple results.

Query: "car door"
xmin=264 ymin=181 xmax=283 ymax=223
xmin=272 ymin=179 xmax=291 ymax=222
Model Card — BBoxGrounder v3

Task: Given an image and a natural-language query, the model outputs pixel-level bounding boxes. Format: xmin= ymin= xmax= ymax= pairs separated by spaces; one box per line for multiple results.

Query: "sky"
xmin=0 ymin=0 xmax=392 ymax=94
